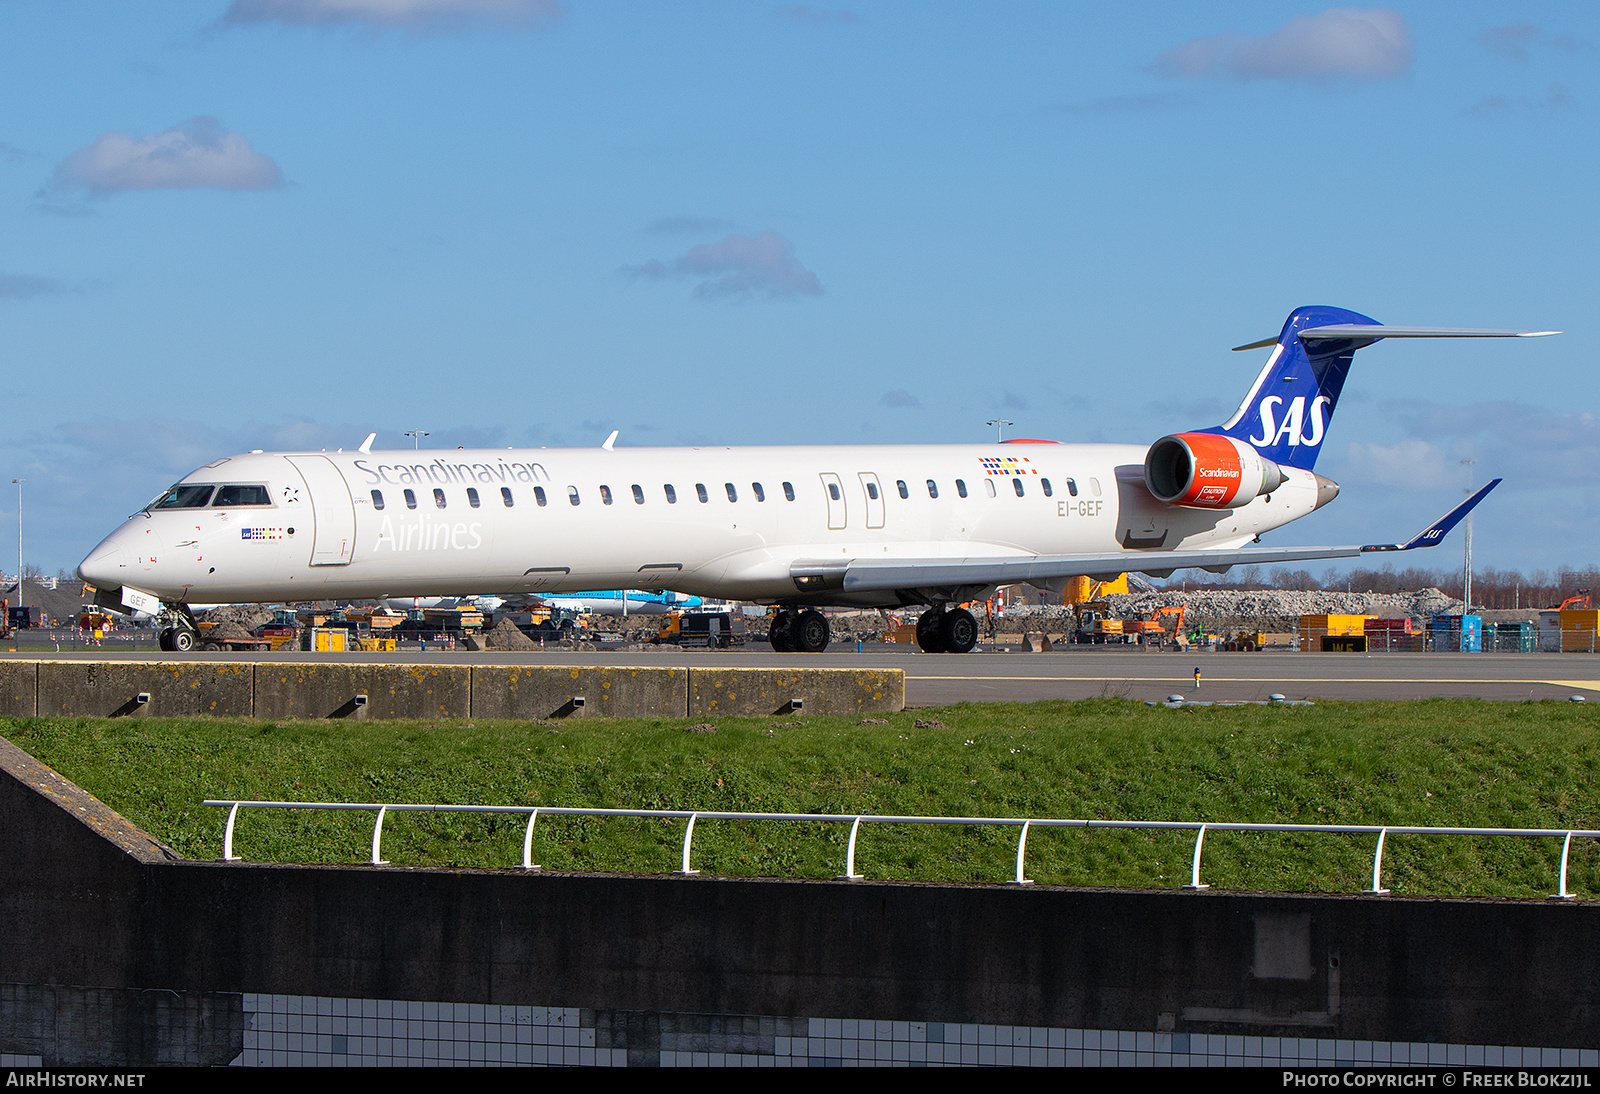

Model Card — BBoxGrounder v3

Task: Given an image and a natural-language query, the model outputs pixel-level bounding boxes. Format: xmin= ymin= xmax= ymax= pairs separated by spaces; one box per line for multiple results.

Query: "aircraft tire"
xmin=769 ymin=610 xmax=797 ymax=651
xmin=157 ymin=628 xmax=175 ymax=652
xmin=915 ymin=608 xmax=948 ymax=653
xmin=795 ymin=609 xmax=830 ymax=653
xmin=940 ymin=608 xmax=978 ymax=654
xmin=172 ymin=629 xmax=196 ymax=653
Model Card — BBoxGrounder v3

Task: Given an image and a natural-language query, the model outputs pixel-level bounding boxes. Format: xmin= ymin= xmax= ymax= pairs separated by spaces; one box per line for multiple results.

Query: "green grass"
xmin=6 ymin=699 xmax=1600 ymax=898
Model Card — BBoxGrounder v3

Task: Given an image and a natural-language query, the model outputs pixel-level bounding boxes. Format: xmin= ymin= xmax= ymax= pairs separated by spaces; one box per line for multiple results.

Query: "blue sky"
xmin=1 ymin=2 xmax=1594 ymax=579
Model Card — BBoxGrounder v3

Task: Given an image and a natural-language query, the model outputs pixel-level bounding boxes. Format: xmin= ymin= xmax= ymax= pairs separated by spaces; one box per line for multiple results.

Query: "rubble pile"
xmin=483 ymin=617 xmax=538 ymax=651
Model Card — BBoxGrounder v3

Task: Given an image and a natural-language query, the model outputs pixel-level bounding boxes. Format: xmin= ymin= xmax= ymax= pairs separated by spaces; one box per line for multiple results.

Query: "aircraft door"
xmin=858 ymin=472 xmax=885 ymax=529
xmin=819 ymin=473 xmax=847 ymax=530
xmin=285 ymin=456 xmax=357 ymax=566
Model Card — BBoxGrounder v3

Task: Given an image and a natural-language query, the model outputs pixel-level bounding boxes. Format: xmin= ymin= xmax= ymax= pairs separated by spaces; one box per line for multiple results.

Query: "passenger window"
xmin=725 ymin=482 xmax=737 ymax=503
xmin=467 ymin=487 xmax=480 ymax=508
xmin=152 ymin=484 xmax=215 ymax=509
xmin=897 ymin=480 xmax=908 ymax=499
xmin=568 ymin=486 xmax=581 ymax=506
xmin=371 ymin=489 xmax=385 ymax=511
xmin=404 ymin=489 xmax=418 ymax=510
xmin=867 ymin=482 xmax=879 ymax=500
xmin=213 ymin=485 xmax=271 ymax=507
xmin=632 ymin=484 xmax=645 ymax=505
xmin=600 ymin=485 xmax=613 ymax=506
xmin=1041 ymin=478 xmax=1053 ymax=498
xmin=752 ymin=483 xmax=765 ymax=502
xmin=782 ymin=482 xmax=795 ymax=501
xmin=664 ymin=484 xmax=677 ymax=504
xmin=827 ymin=483 xmax=841 ymax=501
xmin=501 ymin=487 xmax=514 ymax=507
xmin=1089 ymin=478 xmax=1102 ymax=496
xmin=696 ymin=483 xmax=708 ymax=503
xmin=1013 ymin=478 xmax=1025 ymax=497
xmin=927 ymin=480 xmax=938 ymax=499
xmin=434 ymin=488 xmax=447 ymax=509
xmin=534 ymin=486 xmax=547 ymax=506
xmin=956 ymin=480 xmax=968 ymax=498
xmin=1066 ymin=479 xmax=1078 ymax=497
xmin=984 ymin=479 xmax=997 ymax=498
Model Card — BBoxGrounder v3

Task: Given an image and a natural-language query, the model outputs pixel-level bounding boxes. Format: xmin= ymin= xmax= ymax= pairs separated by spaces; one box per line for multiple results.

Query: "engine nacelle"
xmin=1144 ymin=432 xmax=1285 ymax=509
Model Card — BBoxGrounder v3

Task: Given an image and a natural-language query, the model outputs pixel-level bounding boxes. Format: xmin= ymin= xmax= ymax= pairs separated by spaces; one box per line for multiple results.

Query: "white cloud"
xmin=625 ymin=231 xmax=823 ymax=301
xmin=0 ymin=275 xmax=70 ymax=301
xmin=1468 ymin=83 xmax=1574 ymax=118
xmin=1153 ymin=8 xmax=1412 ymax=83
xmin=1474 ymin=24 xmax=1591 ymax=62
xmin=50 ymin=117 xmax=283 ymax=196
xmin=1344 ymin=438 xmax=1452 ymax=488
xmin=222 ymin=0 xmax=564 ymax=31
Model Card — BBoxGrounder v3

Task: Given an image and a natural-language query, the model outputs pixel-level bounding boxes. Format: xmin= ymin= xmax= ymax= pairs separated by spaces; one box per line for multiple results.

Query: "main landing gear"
xmin=769 ymin=608 xmax=830 ymax=653
xmin=915 ymin=606 xmax=978 ymax=654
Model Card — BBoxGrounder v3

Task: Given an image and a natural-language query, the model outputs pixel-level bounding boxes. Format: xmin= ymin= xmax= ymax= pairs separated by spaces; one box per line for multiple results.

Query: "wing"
xmin=790 ymin=480 xmax=1500 ymax=597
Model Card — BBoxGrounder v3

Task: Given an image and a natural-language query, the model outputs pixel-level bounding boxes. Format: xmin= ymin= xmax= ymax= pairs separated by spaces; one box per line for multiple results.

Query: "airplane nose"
xmin=77 ymin=537 xmax=132 ymax=589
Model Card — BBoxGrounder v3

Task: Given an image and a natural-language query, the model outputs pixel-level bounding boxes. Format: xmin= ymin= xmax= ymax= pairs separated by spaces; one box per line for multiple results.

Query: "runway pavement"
xmin=5 ymin=644 xmax=1599 ymax=706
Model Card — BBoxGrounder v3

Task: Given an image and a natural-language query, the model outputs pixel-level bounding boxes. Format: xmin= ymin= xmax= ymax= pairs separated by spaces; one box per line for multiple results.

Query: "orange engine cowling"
xmin=1144 ymin=433 xmax=1285 ymax=509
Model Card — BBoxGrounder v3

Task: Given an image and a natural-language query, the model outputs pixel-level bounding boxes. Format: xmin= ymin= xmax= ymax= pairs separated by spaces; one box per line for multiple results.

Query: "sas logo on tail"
xmin=1249 ymin=395 xmax=1331 ymax=449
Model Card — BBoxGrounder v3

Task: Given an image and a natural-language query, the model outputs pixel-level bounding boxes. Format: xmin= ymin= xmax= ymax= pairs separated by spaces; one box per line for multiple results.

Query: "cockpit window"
xmin=151 ymin=485 xmax=215 ymax=509
xmin=212 ymin=485 xmax=272 ymax=507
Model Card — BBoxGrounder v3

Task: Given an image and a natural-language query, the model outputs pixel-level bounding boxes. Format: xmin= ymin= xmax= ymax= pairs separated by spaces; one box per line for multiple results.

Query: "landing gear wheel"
xmin=939 ymin=608 xmax=978 ymax=654
xmin=915 ymin=608 xmax=948 ymax=653
xmin=769 ymin=610 xmax=797 ymax=652
xmin=795 ymin=609 xmax=830 ymax=653
xmin=171 ymin=628 xmax=196 ymax=652
xmin=157 ymin=628 xmax=175 ymax=652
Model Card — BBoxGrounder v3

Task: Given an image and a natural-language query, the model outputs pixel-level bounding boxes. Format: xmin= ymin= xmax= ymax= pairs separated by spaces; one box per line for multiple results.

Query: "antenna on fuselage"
xmin=602 ymin=430 xmax=619 ymax=451
xmin=359 ymin=433 xmax=376 ymax=454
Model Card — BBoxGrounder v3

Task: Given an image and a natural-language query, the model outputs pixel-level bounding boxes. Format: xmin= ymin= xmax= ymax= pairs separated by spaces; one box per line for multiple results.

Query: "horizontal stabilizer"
xmin=796 ymin=482 xmax=1501 ymax=594
xmin=1234 ymin=325 xmax=1558 ymax=351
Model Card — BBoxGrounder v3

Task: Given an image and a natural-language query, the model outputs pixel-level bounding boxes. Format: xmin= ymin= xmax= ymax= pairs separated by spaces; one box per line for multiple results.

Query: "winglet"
xmin=358 ymin=432 xmax=376 ymax=454
xmin=602 ymin=430 xmax=619 ymax=451
xmin=1361 ymin=478 xmax=1502 ymax=553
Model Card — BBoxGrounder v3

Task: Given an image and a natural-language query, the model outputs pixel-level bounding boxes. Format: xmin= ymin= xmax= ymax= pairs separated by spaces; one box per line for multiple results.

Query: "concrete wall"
xmin=37 ymin=660 xmax=254 ymax=718
xmin=2 ymin=732 xmax=1599 ymax=1066
xmin=689 ymin=667 xmax=901 ymax=717
xmin=0 ymin=661 xmax=903 ymax=720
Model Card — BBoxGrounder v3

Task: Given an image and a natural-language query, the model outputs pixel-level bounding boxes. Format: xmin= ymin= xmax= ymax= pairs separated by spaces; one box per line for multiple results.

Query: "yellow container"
xmin=1063 ymin=574 xmax=1129 ymax=604
xmin=1299 ymin=614 xmax=1371 ymax=651
xmin=311 ymin=627 xmax=348 ymax=652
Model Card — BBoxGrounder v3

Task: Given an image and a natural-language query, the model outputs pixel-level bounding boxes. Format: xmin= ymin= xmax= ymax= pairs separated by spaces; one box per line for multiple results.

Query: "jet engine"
xmin=1144 ymin=432 xmax=1285 ymax=510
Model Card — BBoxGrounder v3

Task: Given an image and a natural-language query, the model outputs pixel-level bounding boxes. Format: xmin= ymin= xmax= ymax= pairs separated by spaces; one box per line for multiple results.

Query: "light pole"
xmin=10 ymin=478 xmax=21 ymax=614
xmin=1460 ymin=459 xmax=1476 ymax=613
xmin=404 ymin=430 xmax=429 ymax=450
xmin=986 ymin=419 xmax=1013 ymax=443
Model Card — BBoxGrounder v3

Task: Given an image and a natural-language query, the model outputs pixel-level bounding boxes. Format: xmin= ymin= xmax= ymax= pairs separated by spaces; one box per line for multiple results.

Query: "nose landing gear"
xmin=156 ymin=605 xmax=202 ymax=653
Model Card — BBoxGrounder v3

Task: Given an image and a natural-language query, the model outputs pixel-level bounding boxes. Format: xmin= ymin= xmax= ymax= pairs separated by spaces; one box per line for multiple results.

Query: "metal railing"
xmin=202 ymin=799 xmax=1599 ymax=898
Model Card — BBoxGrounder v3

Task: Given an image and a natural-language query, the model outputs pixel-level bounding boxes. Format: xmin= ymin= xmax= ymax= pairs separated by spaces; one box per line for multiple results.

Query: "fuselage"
xmin=77 ymin=442 xmax=1328 ymax=609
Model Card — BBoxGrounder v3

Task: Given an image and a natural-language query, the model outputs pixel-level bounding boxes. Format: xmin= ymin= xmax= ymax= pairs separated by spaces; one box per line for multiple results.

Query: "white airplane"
xmin=78 ymin=306 xmax=1553 ymax=653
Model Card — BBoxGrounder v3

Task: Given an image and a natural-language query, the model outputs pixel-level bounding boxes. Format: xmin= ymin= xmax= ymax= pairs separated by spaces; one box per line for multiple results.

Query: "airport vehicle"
xmin=655 ymin=610 xmax=747 ymax=648
xmin=77 ymin=306 xmax=1551 ymax=653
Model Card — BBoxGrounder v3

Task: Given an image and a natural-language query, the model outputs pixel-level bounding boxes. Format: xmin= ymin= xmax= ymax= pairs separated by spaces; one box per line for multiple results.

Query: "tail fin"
xmin=1204 ymin=306 xmax=1558 ymax=472
xmin=1205 ymin=305 xmax=1379 ymax=472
